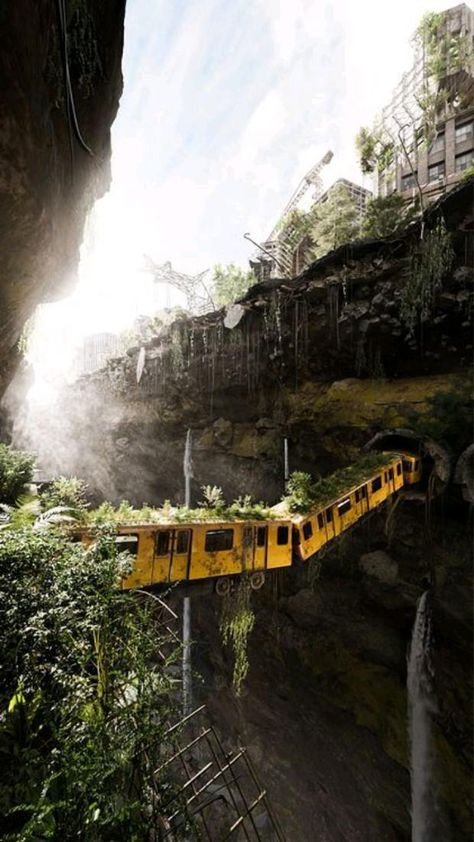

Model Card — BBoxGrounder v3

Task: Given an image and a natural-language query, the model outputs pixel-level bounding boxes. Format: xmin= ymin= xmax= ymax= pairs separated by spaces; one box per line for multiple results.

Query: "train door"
xmin=153 ymin=528 xmax=193 ymax=584
xmin=254 ymin=525 xmax=268 ymax=570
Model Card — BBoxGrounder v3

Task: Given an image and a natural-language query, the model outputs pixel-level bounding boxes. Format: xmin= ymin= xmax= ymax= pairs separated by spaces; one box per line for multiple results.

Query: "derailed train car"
xmin=77 ymin=452 xmax=421 ymax=593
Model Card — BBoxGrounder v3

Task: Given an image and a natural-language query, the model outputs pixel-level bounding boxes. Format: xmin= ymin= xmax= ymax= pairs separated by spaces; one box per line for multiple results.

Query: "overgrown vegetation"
xmin=283 ymin=454 xmax=393 ymax=513
xmin=400 ymin=217 xmax=455 ymax=334
xmin=86 ymin=488 xmax=275 ymax=526
xmin=0 ymin=528 xmax=182 ymax=839
xmin=220 ymin=575 xmax=255 ymax=695
xmin=309 ymin=182 xmax=360 ymax=259
xmin=361 ymin=193 xmax=419 ymax=239
xmin=40 ymin=475 xmax=89 ymax=517
xmin=211 ymin=263 xmax=254 ymax=307
xmin=0 ymin=444 xmax=35 ymax=505
xmin=413 ymin=386 xmax=473 ymax=450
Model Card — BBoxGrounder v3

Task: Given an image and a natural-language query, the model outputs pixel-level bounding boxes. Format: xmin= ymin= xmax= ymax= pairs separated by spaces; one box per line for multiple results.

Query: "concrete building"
xmin=72 ymin=332 xmax=124 ymax=377
xmin=374 ymin=3 xmax=474 ymax=202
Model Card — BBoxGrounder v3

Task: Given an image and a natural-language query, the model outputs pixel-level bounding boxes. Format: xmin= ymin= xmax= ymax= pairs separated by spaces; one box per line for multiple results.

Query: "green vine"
xmin=400 ymin=217 xmax=455 ymax=335
xmin=220 ymin=575 xmax=255 ymax=695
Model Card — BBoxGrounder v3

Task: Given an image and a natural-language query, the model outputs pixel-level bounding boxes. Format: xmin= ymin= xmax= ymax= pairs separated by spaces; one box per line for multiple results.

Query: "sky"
xmin=27 ymin=0 xmax=459 ymax=397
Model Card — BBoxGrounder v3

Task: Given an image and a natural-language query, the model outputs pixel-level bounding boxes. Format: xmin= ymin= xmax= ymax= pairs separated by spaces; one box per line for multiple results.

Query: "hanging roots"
xmin=219 ymin=575 xmax=255 ymax=696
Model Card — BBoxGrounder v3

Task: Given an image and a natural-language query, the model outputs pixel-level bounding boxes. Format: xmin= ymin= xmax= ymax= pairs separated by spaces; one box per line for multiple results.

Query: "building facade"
xmin=374 ymin=4 xmax=474 ymax=202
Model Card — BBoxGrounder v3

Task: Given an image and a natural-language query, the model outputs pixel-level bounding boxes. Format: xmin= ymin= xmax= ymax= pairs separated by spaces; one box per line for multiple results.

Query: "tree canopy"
xmin=211 ymin=263 xmax=254 ymax=307
xmin=361 ymin=193 xmax=419 ymax=239
xmin=309 ymin=183 xmax=360 ymax=259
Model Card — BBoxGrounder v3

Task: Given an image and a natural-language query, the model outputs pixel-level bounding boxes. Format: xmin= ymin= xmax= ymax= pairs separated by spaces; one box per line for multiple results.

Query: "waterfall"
xmin=407 ymin=590 xmax=434 ymax=842
xmin=182 ymin=429 xmax=193 ymax=716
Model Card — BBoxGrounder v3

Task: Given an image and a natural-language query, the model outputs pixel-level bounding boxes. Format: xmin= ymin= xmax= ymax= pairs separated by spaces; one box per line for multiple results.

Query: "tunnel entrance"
xmin=363 ymin=428 xmax=451 ymax=497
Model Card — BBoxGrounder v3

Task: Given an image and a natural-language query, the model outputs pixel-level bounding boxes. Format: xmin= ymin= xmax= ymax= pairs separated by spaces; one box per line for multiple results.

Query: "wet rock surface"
xmin=0 ymin=0 xmax=125 ymax=395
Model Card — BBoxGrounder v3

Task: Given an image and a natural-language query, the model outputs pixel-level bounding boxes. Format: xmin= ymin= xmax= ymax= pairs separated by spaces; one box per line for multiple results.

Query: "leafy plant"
xmin=400 ymin=217 xmax=455 ymax=334
xmin=199 ymin=485 xmax=225 ymax=510
xmin=0 ymin=528 xmax=181 ymax=839
xmin=0 ymin=444 xmax=35 ymax=504
xmin=309 ymin=183 xmax=360 ymax=259
xmin=362 ymin=193 xmax=419 ymax=239
xmin=220 ymin=575 xmax=255 ymax=695
xmin=40 ymin=475 xmax=89 ymax=517
xmin=211 ymin=263 xmax=254 ymax=307
xmin=413 ymin=386 xmax=473 ymax=450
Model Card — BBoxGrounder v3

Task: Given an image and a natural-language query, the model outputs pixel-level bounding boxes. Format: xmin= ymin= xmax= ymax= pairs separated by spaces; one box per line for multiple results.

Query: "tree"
xmin=211 ymin=263 xmax=254 ymax=307
xmin=309 ymin=183 xmax=360 ymax=259
xmin=361 ymin=193 xmax=419 ymax=239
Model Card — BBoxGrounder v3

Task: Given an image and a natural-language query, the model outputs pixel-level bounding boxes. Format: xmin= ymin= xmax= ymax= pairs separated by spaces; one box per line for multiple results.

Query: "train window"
xmin=326 ymin=507 xmax=333 ymax=523
xmin=396 ymin=463 xmax=402 ymax=476
xmin=388 ymin=468 xmax=394 ymax=480
xmin=277 ymin=526 xmax=289 ymax=545
xmin=317 ymin=513 xmax=324 ymax=529
xmin=338 ymin=499 xmax=351 ymax=516
xmin=384 ymin=471 xmax=388 ymax=483
xmin=116 ymin=534 xmax=139 ymax=557
xmin=156 ymin=531 xmax=170 ymax=556
xmin=372 ymin=476 xmax=382 ymax=492
xmin=303 ymin=521 xmax=313 ymax=541
xmin=176 ymin=530 xmax=190 ymax=554
xmin=257 ymin=526 xmax=267 ymax=547
xmin=402 ymin=460 xmax=413 ymax=472
xmin=205 ymin=529 xmax=233 ymax=552
xmin=355 ymin=486 xmax=367 ymax=502
xmin=415 ymin=460 xmax=420 ymax=470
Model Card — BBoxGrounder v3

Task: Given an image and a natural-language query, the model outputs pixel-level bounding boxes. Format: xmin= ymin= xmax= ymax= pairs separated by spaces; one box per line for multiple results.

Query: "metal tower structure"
xmin=251 ymin=150 xmax=334 ymax=279
xmin=144 ymin=257 xmax=215 ymax=316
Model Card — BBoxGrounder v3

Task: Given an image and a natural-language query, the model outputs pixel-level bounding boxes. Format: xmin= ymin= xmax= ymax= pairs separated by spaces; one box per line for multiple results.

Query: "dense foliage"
xmin=211 ymin=263 xmax=254 ymax=307
xmin=309 ymin=183 xmax=360 ymax=259
xmin=361 ymin=194 xmax=419 ymax=239
xmin=0 ymin=528 xmax=182 ymax=840
xmin=400 ymin=218 xmax=455 ymax=334
xmin=0 ymin=444 xmax=35 ymax=505
xmin=220 ymin=575 xmax=255 ymax=695
xmin=413 ymin=386 xmax=473 ymax=451
xmin=40 ymin=475 xmax=89 ymax=517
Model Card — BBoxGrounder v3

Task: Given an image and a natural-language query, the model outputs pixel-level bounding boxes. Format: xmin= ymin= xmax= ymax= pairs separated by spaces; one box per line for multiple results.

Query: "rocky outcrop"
xmin=0 ymin=0 xmax=125 ymax=395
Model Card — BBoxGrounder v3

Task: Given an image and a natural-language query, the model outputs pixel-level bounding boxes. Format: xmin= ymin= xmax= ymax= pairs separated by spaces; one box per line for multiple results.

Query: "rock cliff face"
xmin=9 ymin=179 xmax=473 ymax=840
xmin=0 ymin=0 xmax=125 ymax=395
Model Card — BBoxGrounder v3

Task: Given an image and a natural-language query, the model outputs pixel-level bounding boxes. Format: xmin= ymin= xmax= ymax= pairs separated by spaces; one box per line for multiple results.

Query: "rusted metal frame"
xmin=224 ymin=791 xmax=267 ymax=837
xmin=203 ymin=730 xmax=254 ymax=842
xmin=207 ymin=726 xmax=262 ymax=840
xmin=154 ymin=728 xmax=212 ymax=775
xmin=171 ymin=734 xmax=214 ymax=842
xmin=240 ymin=747 xmax=286 ymax=842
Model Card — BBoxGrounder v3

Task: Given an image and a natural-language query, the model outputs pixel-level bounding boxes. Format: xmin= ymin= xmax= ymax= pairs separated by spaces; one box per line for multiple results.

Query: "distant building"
xmin=372 ymin=3 xmax=474 ymax=202
xmin=72 ymin=332 xmax=124 ymax=377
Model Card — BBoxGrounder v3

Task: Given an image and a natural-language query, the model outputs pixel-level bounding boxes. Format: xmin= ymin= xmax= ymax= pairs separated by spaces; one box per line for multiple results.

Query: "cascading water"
xmin=407 ymin=590 xmax=435 ymax=842
xmin=182 ymin=429 xmax=193 ymax=716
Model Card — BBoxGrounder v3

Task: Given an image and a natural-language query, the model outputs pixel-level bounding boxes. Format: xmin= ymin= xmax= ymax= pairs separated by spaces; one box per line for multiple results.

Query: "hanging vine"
xmin=219 ymin=575 xmax=255 ymax=695
xmin=400 ymin=217 xmax=455 ymax=335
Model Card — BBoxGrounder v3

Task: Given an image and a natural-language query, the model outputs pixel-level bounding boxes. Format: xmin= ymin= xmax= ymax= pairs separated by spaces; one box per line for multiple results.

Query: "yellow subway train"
xmin=77 ymin=452 xmax=421 ymax=593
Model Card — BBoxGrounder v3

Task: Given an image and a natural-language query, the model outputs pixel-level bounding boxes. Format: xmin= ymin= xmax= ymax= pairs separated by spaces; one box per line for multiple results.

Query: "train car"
xmin=79 ymin=517 xmax=293 ymax=592
xmin=294 ymin=454 xmax=406 ymax=562
xmin=77 ymin=450 xmax=422 ymax=592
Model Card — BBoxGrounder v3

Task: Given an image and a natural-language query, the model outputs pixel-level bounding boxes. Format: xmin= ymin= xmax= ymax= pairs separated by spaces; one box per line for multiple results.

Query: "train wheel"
xmin=215 ymin=577 xmax=231 ymax=597
xmin=249 ymin=571 xmax=265 ymax=591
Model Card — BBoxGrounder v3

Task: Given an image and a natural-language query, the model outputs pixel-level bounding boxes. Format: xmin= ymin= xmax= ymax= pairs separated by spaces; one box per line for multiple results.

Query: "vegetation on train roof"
xmin=281 ymin=452 xmax=398 ymax=514
xmin=86 ymin=487 xmax=277 ymax=527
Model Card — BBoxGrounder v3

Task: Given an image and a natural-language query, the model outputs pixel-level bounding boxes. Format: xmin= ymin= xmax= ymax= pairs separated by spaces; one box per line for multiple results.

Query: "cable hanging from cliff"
xmin=56 ymin=0 xmax=94 ymax=158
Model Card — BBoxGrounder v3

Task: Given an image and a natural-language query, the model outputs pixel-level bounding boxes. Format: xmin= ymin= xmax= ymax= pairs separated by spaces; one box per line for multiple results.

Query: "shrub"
xmin=0 ymin=444 xmax=35 ymax=504
xmin=40 ymin=475 xmax=89 ymax=517
xmin=0 ymin=528 xmax=181 ymax=839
